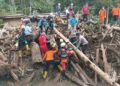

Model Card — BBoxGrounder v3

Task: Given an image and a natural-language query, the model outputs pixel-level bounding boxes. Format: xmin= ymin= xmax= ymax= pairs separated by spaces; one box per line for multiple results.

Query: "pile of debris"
xmin=54 ymin=20 xmax=120 ymax=86
xmin=0 ymin=19 xmax=120 ymax=86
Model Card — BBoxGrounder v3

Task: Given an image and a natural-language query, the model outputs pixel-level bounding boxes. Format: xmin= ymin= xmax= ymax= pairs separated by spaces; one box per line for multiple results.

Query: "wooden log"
xmin=76 ymin=64 xmax=97 ymax=86
xmin=65 ymin=72 xmax=88 ymax=86
xmin=71 ymin=61 xmax=89 ymax=84
xmin=101 ymin=44 xmax=109 ymax=73
xmin=31 ymin=42 xmax=43 ymax=63
xmin=95 ymin=48 xmax=100 ymax=84
xmin=0 ymin=51 xmax=7 ymax=61
xmin=10 ymin=70 xmax=19 ymax=81
xmin=53 ymin=28 xmax=120 ymax=86
xmin=112 ymin=26 xmax=120 ymax=31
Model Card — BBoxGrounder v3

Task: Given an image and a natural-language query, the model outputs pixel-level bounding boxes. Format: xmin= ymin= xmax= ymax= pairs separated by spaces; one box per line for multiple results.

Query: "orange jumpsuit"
xmin=118 ymin=8 xmax=120 ymax=19
xmin=99 ymin=9 xmax=106 ymax=23
xmin=112 ymin=7 xmax=119 ymax=16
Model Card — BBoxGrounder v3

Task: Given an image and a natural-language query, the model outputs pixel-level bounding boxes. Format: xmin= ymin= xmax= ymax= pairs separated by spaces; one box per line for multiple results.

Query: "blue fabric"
xmin=69 ymin=18 xmax=78 ymax=26
xmin=38 ymin=19 xmax=42 ymax=27
xmin=24 ymin=26 xmax=32 ymax=36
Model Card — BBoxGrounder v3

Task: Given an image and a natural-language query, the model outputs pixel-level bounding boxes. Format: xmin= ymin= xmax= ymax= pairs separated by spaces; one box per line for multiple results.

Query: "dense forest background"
xmin=0 ymin=0 xmax=120 ymax=16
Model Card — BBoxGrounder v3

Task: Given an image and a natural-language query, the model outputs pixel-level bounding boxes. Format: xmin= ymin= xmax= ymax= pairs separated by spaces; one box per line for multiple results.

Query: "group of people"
xmin=16 ymin=13 xmax=89 ymax=80
xmin=99 ymin=6 xmax=120 ymax=24
xmin=38 ymin=30 xmax=88 ymax=79
xmin=15 ymin=2 xmax=92 ymax=80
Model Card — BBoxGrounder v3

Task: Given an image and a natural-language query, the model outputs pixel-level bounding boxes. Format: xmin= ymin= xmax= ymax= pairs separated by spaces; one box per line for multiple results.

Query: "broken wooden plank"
xmin=65 ymin=72 xmax=88 ymax=86
xmin=95 ymin=48 xmax=100 ymax=84
xmin=0 ymin=51 xmax=7 ymax=61
xmin=31 ymin=42 xmax=43 ymax=63
xmin=71 ymin=61 xmax=89 ymax=84
xmin=101 ymin=44 xmax=109 ymax=73
xmin=10 ymin=70 xmax=19 ymax=81
xmin=76 ymin=64 xmax=97 ymax=86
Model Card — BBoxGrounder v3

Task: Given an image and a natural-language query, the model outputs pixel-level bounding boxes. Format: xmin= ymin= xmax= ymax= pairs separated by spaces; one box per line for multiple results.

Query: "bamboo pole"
xmin=53 ymin=28 xmax=120 ymax=86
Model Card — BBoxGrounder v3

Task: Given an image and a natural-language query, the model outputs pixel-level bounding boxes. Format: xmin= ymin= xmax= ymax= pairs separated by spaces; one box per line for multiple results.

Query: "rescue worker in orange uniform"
xmin=118 ymin=7 xmax=120 ymax=23
xmin=112 ymin=6 xmax=119 ymax=21
xmin=58 ymin=42 xmax=69 ymax=79
xmin=99 ymin=7 xmax=106 ymax=24
xmin=42 ymin=43 xmax=58 ymax=79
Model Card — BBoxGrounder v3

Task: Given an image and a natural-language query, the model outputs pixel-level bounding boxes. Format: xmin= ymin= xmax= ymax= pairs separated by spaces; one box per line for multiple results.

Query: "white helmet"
xmin=60 ymin=39 xmax=63 ymax=43
xmin=61 ymin=42 xmax=66 ymax=47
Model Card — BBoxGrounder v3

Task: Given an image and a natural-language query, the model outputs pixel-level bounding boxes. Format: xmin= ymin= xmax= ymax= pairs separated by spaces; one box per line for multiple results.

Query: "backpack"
xmin=60 ymin=49 xmax=67 ymax=58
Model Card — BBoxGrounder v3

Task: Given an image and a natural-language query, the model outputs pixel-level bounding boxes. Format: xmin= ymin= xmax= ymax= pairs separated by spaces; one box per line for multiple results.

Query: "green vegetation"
xmin=0 ymin=0 xmax=119 ymax=15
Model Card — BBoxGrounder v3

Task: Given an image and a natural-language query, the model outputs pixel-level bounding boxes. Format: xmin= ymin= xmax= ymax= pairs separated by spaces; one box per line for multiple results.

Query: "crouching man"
xmin=76 ymin=33 xmax=89 ymax=54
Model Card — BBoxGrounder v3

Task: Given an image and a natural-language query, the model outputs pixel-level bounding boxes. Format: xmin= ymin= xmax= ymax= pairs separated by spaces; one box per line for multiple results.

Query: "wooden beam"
xmin=65 ymin=72 xmax=88 ymax=86
xmin=53 ymin=28 xmax=120 ymax=86
xmin=101 ymin=44 xmax=109 ymax=73
xmin=71 ymin=61 xmax=89 ymax=84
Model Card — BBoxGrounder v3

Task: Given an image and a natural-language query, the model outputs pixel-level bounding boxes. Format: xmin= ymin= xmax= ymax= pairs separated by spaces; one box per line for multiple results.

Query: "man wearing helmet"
xmin=58 ymin=42 xmax=68 ymax=79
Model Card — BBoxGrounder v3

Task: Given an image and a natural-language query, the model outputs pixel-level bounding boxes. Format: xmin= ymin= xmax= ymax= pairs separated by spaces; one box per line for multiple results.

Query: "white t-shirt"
xmin=77 ymin=35 xmax=88 ymax=47
xmin=66 ymin=9 xmax=69 ymax=14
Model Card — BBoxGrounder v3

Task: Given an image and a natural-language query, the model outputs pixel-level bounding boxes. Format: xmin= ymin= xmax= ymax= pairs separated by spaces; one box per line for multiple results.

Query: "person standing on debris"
xmin=69 ymin=31 xmax=77 ymax=46
xmin=46 ymin=13 xmax=55 ymax=34
xmin=65 ymin=7 xmax=70 ymax=20
xmin=99 ymin=7 xmax=106 ymax=24
xmin=69 ymin=8 xmax=74 ymax=18
xmin=43 ymin=43 xmax=58 ymax=79
xmin=76 ymin=33 xmax=88 ymax=53
xmin=39 ymin=32 xmax=48 ymax=57
xmin=38 ymin=17 xmax=48 ymax=32
xmin=69 ymin=15 xmax=78 ymax=30
xmin=56 ymin=3 xmax=61 ymax=16
xmin=112 ymin=6 xmax=119 ymax=22
xmin=82 ymin=3 xmax=89 ymax=21
xmin=118 ymin=7 xmax=120 ymax=24
xmin=69 ymin=3 xmax=74 ymax=11
xmin=58 ymin=42 xmax=68 ymax=79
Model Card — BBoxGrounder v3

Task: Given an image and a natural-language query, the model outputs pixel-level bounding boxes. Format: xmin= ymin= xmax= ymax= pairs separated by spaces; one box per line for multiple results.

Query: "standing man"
xmin=99 ymin=7 xmax=106 ymax=24
xmin=112 ymin=6 xmax=119 ymax=22
xmin=65 ymin=7 xmax=70 ymax=20
xmin=82 ymin=3 xmax=89 ymax=21
xmin=69 ymin=15 xmax=78 ymax=30
xmin=46 ymin=13 xmax=55 ymax=34
xmin=56 ymin=3 xmax=61 ymax=17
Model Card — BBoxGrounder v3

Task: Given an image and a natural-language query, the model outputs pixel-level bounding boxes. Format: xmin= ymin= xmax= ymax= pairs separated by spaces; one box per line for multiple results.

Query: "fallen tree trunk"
xmin=101 ymin=44 xmax=109 ymax=73
xmin=65 ymin=72 xmax=88 ymax=86
xmin=71 ymin=61 xmax=89 ymax=84
xmin=54 ymin=28 xmax=120 ymax=86
xmin=112 ymin=26 xmax=120 ymax=32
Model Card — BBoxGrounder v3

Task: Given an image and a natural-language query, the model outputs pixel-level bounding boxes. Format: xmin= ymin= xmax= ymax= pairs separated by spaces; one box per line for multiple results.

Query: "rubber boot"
xmin=18 ymin=50 xmax=22 ymax=58
xmin=43 ymin=71 xmax=48 ymax=79
xmin=58 ymin=65 xmax=63 ymax=72
xmin=25 ymin=41 xmax=30 ymax=50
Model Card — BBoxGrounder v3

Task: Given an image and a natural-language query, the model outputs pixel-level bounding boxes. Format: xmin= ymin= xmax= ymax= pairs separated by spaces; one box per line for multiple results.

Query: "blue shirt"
xmin=69 ymin=18 xmax=78 ymax=26
xmin=24 ymin=26 xmax=32 ymax=36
